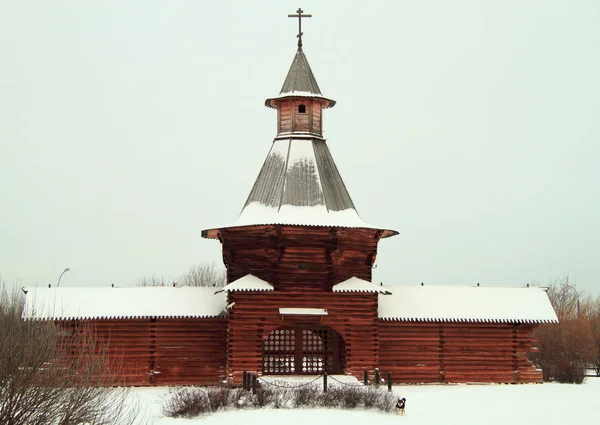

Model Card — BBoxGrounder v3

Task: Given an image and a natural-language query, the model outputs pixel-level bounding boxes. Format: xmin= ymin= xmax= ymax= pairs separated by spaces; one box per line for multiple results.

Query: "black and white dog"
xmin=395 ymin=397 xmax=406 ymax=416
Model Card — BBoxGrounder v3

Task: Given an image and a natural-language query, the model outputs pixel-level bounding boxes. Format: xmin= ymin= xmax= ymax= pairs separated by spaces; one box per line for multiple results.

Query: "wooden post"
xmin=252 ymin=374 xmax=257 ymax=394
xmin=323 ymin=373 xmax=328 ymax=392
xmin=375 ymin=368 xmax=380 ymax=385
xmin=242 ymin=371 xmax=247 ymax=390
xmin=246 ymin=373 xmax=252 ymax=392
xmin=387 ymin=371 xmax=392 ymax=392
xmin=364 ymin=370 xmax=368 ymax=385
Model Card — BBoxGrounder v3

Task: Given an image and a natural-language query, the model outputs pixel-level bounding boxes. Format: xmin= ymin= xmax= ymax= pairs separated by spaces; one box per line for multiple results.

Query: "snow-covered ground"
xmin=131 ymin=377 xmax=600 ymax=425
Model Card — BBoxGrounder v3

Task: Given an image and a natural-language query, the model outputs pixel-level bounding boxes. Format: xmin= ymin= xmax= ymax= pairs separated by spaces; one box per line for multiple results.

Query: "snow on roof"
xmin=237 ymin=203 xmax=384 ymax=229
xmin=332 ymin=277 xmax=392 ymax=294
xmin=22 ymin=286 xmax=227 ymax=320
xmin=219 ymin=274 xmax=274 ymax=292
xmin=279 ymin=90 xmax=323 ymax=97
xmin=279 ymin=308 xmax=328 ymax=316
xmin=266 ymin=92 xmax=336 ymax=109
xmin=378 ymin=286 xmax=558 ymax=324
xmin=202 ymin=138 xmax=397 ymax=239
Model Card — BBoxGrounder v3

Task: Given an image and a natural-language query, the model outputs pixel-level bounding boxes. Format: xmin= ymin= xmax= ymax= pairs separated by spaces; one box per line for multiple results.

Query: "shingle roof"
xmin=22 ymin=284 xmax=558 ymax=324
xmin=217 ymin=274 xmax=274 ymax=293
xmin=244 ymin=138 xmax=353 ymax=212
xmin=279 ymin=49 xmax=322 ymax=96
xmin=202 ymin=137 xmax=397 ymax=238
xmin=22 ymin=287 xmax=227 ymax=320
xmin=265 ymin=48 xmax=336 ymax=108
xmin=332 ymin=277 xmax=392 ymax=294
xmin=378 ymin=285 xmax=558 ymax=324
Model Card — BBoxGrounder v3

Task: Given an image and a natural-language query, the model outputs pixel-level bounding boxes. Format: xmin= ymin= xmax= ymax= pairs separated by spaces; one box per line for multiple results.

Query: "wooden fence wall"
xmin=53 ymin=318 xmax=544 ymax=386
xmin=58 ymin=318 xmax=228 ymax=386
xmin=378 ymin=321 xmax=543 ymax=384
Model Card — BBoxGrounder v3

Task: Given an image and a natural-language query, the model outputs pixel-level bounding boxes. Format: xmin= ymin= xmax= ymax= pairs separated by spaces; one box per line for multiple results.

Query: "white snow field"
xmin=130 ymin=376 xmax=600 ymax=425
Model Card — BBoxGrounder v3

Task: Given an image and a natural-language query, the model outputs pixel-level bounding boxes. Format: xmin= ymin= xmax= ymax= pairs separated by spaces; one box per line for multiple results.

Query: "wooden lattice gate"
xmin=262 ymin=325 xmax=343 ymax=375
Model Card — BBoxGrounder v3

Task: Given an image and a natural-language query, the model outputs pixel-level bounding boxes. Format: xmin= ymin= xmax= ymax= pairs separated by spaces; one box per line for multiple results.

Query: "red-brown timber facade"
xmin=23 ymin=13 xmax=558 ymax=386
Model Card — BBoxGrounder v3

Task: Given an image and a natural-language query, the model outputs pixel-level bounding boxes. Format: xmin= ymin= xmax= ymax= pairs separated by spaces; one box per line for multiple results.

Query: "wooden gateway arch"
xmin=22 ymin=10 xmax=558 ymax=386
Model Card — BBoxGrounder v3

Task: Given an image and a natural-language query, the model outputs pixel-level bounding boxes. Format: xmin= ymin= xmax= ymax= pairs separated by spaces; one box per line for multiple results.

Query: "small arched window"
xmin=298 ymin=104 xmax=306 ymax=113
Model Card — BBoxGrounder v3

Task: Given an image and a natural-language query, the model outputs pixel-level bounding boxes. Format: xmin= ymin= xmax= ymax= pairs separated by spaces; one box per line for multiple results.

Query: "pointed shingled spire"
xmin=279 ymin=49 xmax=322 ymax=96
xmin=265 ymin=49 xmax=336 ymax=108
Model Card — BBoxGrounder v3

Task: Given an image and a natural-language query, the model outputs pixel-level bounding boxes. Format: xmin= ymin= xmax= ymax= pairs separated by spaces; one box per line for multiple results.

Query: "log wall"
xmin=54 ymin=316 xmax=544 ymax=385
xmin=378 ymin=321 xmax=543 ymax=384
xmin=277 ymin=99 xmax=323 ymax=135
xmin=221 ymin=225 xmax=382 ymax=292
xmin=152 ymin=319 xmax=227 ymax=385
xmin=57 ymin=318 xmax=228 ymax=386
xmin=227 ymin=291 xmax=379 ymax=383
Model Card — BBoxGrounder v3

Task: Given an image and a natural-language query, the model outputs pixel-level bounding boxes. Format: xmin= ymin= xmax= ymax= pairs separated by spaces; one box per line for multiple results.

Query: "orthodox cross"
xmin=288 ymin=8 xmax=312 ymax=50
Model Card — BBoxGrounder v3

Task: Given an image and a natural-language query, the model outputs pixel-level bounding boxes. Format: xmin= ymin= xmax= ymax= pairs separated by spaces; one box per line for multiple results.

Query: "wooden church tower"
xmin=202 ymin=9 xmax=397 ymax=381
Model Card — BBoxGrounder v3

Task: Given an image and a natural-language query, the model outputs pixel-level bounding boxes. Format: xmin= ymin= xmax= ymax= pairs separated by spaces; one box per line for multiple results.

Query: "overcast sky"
xmin=1 ymin=1 xmax=599 ymax=295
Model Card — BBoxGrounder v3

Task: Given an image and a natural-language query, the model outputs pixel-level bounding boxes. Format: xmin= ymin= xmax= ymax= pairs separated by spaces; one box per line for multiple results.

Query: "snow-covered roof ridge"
xmin=218 ymin=274 xmax=274 ymax=293
xmin=332 ymin=277 xmax=392 ymax=294
xmin=378 ymin=285 xmax=558 ymax=324
xmin=202 ymin=138 xmax=397 ymax=239
xmin=22 ymin=286 xmax=227 ymax=320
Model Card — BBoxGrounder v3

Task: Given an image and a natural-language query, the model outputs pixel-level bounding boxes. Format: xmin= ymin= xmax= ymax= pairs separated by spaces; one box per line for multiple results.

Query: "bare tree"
xmin=136 ymin=263 xmax=226 ymax=288
xmin=136 ymin=274 xmax=169 ymax=287
xmin=0 ymin=285 xmax=145 ymax=425
xmin=588 ymin=295 xmax=600 ymax=377
xmin=178 ymin=263 xmax=226 ymax=288
xmin=547 ymin=276 xmax=584 ymax=320
xmin=531 ymin=277 xmax=595 ymax=383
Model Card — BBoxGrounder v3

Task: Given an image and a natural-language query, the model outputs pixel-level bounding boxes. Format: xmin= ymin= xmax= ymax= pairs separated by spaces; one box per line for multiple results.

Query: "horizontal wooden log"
xmin=379 ymin=322 xmax=543 ymax=384
xmin=55 ymin=318 xmax=227 ymax=386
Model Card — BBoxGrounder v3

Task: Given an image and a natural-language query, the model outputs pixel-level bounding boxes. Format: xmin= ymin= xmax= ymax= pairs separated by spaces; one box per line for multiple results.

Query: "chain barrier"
xmin=257 ymin=374 xmax=323 ymax=389
xmin=327 ymin=375 xmax=367 ymax=388
xmin=254 ymin=372 xmax=389 ymax=390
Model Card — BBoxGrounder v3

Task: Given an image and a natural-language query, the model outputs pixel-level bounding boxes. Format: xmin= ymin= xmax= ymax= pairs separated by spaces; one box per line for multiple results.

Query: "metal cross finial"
xmin=288 ymin=8 xmax=312 ymax=50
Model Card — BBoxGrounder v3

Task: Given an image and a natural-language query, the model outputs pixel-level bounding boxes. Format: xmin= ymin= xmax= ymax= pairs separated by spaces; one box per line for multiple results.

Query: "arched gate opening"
xmin=262 ymin=325 xmax=345 ymax=375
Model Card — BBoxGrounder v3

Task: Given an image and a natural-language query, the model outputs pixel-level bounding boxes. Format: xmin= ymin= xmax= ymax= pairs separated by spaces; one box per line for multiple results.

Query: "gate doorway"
xmin=262 ymin=325 xmax=345 ymax=375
